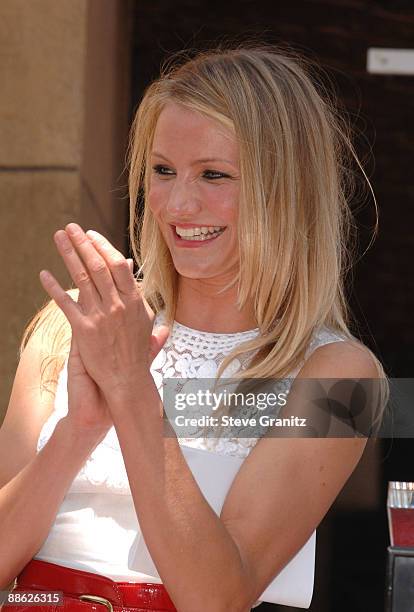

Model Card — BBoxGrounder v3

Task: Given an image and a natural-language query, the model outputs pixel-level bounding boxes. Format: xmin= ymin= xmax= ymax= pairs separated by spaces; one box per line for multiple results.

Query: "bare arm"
xmin=110 ymin=381 xmax=250 ymax=612
xmin=0 ymin=291 xmax=109 ymax=589
xmin=0 ymin=417 xmax=103 ymax=589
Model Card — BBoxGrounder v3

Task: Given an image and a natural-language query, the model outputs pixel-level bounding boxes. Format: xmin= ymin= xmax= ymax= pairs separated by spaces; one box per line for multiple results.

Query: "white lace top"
xmin=35 ymin=311 xmax=347 ymax=595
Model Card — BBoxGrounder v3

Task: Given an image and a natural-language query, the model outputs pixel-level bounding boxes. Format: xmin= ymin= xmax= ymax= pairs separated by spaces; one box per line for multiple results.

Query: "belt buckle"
xmin=79 ymin=594 xmax=114 ymax=611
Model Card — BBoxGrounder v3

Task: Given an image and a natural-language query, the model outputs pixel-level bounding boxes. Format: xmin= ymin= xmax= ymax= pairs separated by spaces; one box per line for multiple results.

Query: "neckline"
xmin=172 ymin=318 xmax=260 ymax=338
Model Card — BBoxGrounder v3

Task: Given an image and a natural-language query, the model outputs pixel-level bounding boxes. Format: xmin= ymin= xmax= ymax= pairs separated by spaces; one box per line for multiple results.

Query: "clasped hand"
xmin=40 ymin=223 xmax=169 ymax=408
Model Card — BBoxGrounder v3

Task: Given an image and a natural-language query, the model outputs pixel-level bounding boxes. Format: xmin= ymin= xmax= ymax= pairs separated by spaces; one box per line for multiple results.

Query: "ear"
xmin=148 ymin=325 xmax=170 ymax=364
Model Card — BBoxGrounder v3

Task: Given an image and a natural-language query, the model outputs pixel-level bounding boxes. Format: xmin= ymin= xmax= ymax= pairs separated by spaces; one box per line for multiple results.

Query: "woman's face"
xmin=148 ymin=102 xmax=241 ymax=282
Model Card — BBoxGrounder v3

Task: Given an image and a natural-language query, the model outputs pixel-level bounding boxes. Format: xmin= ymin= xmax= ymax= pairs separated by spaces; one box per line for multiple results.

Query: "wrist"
xmin=104 ymin=369 xmax=156 ymax=411
xmin=57 ymin=416 xmax=109 ymax=449
xmin=105 ymin=373 xmax=166 ymax=430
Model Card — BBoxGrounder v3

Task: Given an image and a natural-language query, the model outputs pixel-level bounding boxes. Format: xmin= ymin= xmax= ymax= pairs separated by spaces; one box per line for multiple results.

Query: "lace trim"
xmin=36 ymin=316 xmax=346 ymax=493
xmin=156 ymin=311 xmax=260 ymax=359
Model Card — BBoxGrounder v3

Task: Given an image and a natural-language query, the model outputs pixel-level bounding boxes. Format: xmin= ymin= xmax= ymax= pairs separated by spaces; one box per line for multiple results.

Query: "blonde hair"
xmin=128 ymin=42 xmax=388 ymax=422
xmin=22 ymin=42 xmax=389 ymax=425
xmin=20 ymin=289 xmax=77 ymax=399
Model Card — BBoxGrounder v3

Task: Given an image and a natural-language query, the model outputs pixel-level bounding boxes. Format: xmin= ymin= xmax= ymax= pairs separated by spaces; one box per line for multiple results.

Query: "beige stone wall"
xmin=0 ymin=0 xmax=131 ymax=423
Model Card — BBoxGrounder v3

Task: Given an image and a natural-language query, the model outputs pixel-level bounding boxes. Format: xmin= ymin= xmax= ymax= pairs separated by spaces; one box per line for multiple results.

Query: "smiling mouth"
xmin=172 ymin=225 xmax=227 ymax=242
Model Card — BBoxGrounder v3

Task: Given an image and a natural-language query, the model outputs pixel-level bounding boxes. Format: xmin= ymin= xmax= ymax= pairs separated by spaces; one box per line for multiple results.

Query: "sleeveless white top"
xmin=34 ymin=311 xmax=347 ymax=604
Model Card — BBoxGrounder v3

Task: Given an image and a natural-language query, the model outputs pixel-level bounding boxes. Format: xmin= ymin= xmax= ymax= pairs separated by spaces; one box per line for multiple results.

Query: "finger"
xmin=85 ymin=229 xmax=136 ymax=296
xmin=64 ymin=223 xmax=120 ymax=306
xmin=54 ymin=229 xmax=101 ymax=311
xmin=39 ymin=270 xmax=83 ymax=328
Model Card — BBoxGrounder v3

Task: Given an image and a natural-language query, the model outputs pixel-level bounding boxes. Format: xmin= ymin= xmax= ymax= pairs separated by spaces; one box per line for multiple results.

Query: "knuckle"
xmin=90 ymin=259 xmax=107 ymax=274
xmin=82 ymin=319 xmax=96 ymax=335
xmin=75 ymin=270 xmax=90 ymax=286
xmin=109 ymin=301 xmax=126 ymax=317
xmin=76 ymin=234 xmax=89 ymax=246
xmin=128 ymin=288 xmax=141 ymax=301
xmin=111 ymin=257 xmax=128 ymax=272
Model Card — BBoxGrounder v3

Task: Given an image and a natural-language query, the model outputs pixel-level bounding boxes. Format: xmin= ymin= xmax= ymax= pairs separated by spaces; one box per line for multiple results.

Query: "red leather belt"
xmin=4 ymin=559 xmax=177 ymax=611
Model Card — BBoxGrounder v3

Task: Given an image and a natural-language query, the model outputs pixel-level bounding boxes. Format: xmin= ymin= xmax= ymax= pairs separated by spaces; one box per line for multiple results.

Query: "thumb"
xmin=148 ymin=325 xmax=170 ymax=364
xmin=68 ymin=333 xmax=87 ymax=375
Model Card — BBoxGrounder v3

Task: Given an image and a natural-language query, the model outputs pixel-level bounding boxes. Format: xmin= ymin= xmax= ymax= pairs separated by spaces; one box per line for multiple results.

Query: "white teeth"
xmin=175 ymin=225 xmax=225 ymax=237
xmin=181 ymin=231 xmax=223 ymax=241
xmin=175 ymin=226 xmax=226 ymax=242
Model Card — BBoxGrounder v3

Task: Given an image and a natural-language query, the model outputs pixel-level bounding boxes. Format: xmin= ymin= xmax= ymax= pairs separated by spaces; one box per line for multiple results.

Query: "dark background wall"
xmin=129 ymin=1 xmax=414 ymax=611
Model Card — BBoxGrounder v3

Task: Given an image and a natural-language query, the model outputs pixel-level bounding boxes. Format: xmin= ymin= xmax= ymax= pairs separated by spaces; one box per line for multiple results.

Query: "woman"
xmin=0 ymin=44 xmax=388 ymax=611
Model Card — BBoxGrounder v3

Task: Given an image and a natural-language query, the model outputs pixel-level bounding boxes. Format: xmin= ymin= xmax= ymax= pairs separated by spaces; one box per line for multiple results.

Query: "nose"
xmin=165 ymin=178 xmax=202 ymax=218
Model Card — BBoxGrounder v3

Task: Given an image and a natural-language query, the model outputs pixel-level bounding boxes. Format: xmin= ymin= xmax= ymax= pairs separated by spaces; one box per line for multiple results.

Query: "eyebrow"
xmin=151 ymin=151 xmax=236 ymax=166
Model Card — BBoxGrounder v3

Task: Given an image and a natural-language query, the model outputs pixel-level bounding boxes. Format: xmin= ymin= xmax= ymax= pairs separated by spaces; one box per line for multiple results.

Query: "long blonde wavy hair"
xmin=22 ymin=42 xmax=389 ymax=422
xmin=129 ymin=43 xmax=388 ymax=407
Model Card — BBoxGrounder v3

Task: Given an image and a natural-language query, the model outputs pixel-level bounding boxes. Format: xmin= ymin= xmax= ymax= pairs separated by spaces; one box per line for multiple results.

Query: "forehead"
xmin=152 ymin=103 xmax=238 ymax=159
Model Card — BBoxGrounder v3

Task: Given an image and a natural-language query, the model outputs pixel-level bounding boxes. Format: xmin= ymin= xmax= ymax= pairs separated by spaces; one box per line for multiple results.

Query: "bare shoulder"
xmin=0 ymin=296 xmax=72 ymax=488
xmin=299 ymin=336 xmax=381 ymax=379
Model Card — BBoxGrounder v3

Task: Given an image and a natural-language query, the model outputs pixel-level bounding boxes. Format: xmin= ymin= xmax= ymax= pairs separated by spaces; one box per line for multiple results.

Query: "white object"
xmin=367 ymin=48 xmax=414 ymax=75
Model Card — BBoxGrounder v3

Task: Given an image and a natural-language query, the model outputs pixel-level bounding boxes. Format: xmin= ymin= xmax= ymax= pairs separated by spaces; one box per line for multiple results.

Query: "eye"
xmin=203 ymin=170 xmax=231 ymax=180
xmin=151 ymin=165 xmax=232 ymax=180
xmin=152 ymin=164 xmax=175 ymax=176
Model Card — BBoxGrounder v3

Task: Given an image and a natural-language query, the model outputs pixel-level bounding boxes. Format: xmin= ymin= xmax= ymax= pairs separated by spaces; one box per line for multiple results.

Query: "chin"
xmin=174 ymin=262 xmax=239 ymax=281
xmin=175 ymin=267 xmax=214 ymax=279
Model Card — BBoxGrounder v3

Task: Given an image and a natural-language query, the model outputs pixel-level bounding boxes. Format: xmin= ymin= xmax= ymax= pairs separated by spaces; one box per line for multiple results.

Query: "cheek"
xmin=148 ymin=183 xmax=168 ymax=217
xmin=206 ymin=188 xmax=239 ymax=224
